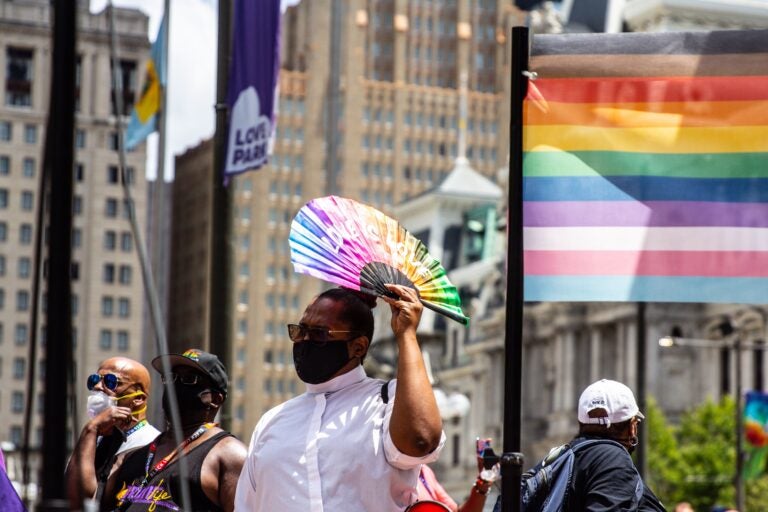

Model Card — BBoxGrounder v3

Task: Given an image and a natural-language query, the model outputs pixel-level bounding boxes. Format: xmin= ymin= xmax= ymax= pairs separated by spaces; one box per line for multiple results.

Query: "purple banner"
xmin=224 ymin=0 xmax=281 ymax=180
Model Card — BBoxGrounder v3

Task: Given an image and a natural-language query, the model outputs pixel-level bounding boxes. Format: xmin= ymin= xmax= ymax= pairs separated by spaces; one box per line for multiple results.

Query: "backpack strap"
xmin=380 ymin=380 xmax=392 ymax=404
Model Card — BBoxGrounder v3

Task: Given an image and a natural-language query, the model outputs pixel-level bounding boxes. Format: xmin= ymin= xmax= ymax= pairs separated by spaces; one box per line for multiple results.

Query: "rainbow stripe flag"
xmin=744 ymin=391 xmax=768 ymax=479
xmin=523 ymin=29 xmax=768 ymax=303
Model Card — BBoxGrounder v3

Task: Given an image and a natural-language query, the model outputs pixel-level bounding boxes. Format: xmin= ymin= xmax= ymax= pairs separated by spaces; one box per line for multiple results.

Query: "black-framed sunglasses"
xmin=87 ymin=373 xmax=120 ymax=391
xmin=160 ymin=372 xmax=202 ymax=386
xmin=286 ymin=324 xmax=362 ymax=344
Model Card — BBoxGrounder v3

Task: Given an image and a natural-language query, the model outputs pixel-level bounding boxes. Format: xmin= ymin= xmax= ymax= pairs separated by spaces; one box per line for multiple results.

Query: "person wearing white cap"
xmin=568 ymin=379 xmax=665 ymax=511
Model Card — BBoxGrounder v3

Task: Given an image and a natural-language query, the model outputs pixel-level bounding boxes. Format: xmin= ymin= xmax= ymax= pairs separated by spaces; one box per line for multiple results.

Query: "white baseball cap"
xmin=578 ymin=379 xmax=644 ymax=427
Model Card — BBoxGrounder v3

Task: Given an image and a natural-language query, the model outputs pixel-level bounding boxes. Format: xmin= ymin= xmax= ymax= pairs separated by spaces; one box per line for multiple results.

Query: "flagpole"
xmin=150 ymin=0 xmax=171 ymax=333
xmin=39 ymin=1 xmax=76 ymax=509
xmin=107 ymin=4 xmax=192 ymax=510
xmin=501 ymin=26 xmax=529 ymax=512
xmin=210 ymin=0 xmax=234 ymax=430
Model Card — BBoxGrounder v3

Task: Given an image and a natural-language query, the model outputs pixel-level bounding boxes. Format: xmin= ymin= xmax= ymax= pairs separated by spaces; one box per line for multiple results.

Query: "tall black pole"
xmin=501 ymin=26 xmax=529 ymax=512
xmin=210 ymin=0 xmax=234 ymax=430
xmin=40 ymin=1 xmax=76 ymax=510
xmin=326 ymin=0 xmax=342 ymax=196
xmin=636 ymin=302 xmax=647 ymax=478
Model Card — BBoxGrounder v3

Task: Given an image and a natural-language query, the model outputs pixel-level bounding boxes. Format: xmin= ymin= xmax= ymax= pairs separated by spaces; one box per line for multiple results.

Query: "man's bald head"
xmin=97 ymin=357 xmax=151 ymax=396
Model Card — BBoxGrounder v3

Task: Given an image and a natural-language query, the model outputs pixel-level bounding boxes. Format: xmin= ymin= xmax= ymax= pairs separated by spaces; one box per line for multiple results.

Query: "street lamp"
xmin=659 ymin=334 xmax=767 ymax=511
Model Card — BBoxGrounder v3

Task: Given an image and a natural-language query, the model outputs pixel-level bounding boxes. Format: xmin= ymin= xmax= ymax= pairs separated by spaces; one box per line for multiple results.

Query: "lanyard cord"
xmin=115 ymin=423 xmax=217 ymax=512
xmin=123 ymin=419 xmax=147 ymax=437
xmin=140 ymin=422 xmax=216 ymax=487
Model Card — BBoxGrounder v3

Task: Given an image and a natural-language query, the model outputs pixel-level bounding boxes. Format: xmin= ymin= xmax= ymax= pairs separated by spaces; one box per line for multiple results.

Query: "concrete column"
xmin=590 ymin=327 xmax=601 ymax=381
xmin=562 ymin=330 xmax=575 ymax=410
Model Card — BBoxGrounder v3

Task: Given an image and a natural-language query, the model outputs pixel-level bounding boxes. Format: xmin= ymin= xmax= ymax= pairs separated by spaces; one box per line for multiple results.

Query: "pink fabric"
xmin=416 ymin=465 xmax=458 ymax=512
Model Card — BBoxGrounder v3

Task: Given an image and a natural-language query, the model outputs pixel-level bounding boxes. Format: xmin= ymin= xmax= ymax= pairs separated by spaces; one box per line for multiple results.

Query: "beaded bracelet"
xmin=473 ymin=477 xmax=491 ymax=496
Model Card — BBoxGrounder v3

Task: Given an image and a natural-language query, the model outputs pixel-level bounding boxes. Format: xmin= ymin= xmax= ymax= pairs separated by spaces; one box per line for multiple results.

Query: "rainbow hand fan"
xmin=289 ymin=196 xmax=470 ymax=325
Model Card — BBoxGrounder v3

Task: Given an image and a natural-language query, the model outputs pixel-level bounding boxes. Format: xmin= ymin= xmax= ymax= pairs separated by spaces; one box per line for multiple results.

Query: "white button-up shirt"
xmin=235 ymin=365 xmax=445 ymax=511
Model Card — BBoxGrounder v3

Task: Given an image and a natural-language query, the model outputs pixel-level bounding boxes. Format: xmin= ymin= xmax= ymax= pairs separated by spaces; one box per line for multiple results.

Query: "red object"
xmin=405 ymin=500 xmax=452 ymax=512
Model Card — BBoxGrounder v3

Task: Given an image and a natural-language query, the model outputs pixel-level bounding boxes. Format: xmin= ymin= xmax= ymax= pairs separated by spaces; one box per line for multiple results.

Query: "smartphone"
xmin=476 ymin=437 xmax=492 ymax=457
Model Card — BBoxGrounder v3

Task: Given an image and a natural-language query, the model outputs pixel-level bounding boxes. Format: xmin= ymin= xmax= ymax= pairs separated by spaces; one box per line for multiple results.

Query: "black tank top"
xmin=108 ymin=430 xmax=233 ymax=512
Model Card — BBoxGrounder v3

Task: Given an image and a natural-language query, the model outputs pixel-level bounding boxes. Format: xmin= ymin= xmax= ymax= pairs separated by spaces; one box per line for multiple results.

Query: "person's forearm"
xmin=458 ymin=479 xmax=491 ymax=512
xmin=66 ymin=426 xmax=100 ymax=508
xmin=76 ymin=427 xmax=100 ymax=497
xmin=389 ymin=330 xmax=442 ymax=456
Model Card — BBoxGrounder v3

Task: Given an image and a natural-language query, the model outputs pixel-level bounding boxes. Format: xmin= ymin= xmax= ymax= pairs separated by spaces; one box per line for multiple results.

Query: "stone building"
xmin=0 ymin=0 xmax=150 ymax=495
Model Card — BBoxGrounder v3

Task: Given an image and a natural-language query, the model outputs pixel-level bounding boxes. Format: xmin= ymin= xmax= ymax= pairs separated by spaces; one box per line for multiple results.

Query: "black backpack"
xmin=493 ymin=439 xmax=641 ymax=512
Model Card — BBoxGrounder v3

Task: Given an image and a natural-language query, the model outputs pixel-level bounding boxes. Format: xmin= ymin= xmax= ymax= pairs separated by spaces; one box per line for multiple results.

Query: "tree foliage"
xmin=645 ymin=395 xmax=768 ymax=511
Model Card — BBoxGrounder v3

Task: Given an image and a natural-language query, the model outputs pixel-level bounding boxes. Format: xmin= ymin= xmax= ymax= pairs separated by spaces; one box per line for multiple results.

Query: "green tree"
xmin=646 ymin=396 xmax=768 ymax=511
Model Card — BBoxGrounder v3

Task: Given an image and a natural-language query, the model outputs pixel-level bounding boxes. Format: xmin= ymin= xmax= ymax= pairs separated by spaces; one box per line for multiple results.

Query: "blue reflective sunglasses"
xmin=87 ymin=373 xmax=120 ymax=391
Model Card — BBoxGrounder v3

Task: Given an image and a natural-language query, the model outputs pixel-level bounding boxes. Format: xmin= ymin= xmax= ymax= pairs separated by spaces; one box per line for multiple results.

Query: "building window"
xmin=23 ymin=157 xmax=34 ymax=177
xmin=102 ymin=296 xmax=114 ymax=317
xmin=13 ymin=357 xmax=26 ymax=379
xmin=108 ymin=132 xmax=120 ymax=151
xmin=0 ymin=222 xmax=6 ymax=241
xmin=103 ymin=263 xmax=115 ymax=283
xmin=104 ymin=230 xmax=116 ymax=250
xmin=20 ymin=224 xmax=32 ymax=245
xmin=111 ymin=59 xmax=137 ymax=116
xmin=6 ymin=48 xmax=34 ymax=107
xmin=118 ymin=265 xmax=132 ymax=285
xmin=107 ymin=166 xmax=119 ymax=184
xmin=10 ymin=426 xmax=22 ymax=446
xmin=12 ymin=391 xmax=24 ymax=413
xmin=18 ymin=257 xmax=30 ymax=279
xmin=73 ymin=195 xmax=82 ymax=215
xmin=100 ymin=329 xmax=112 ymax=349
xmin=0 ymin=156 xmax=9 ymax=175
xmin=76 ymin=129 xmax=86 ymax=149
xmin=72 ymin=228 xmax=81 ymax=248
xmin=0 ymin=255 xmax=5 ymax=276
xmin=120 ymin=232 xmax=132 ymax=252
xmin=105 ymin=198 xmax=118 ymax=217
xmin=24 ymin=124 xmax=37 ymax=144
xmin=0 ymin=121 xmax=11 ymax=141
xmin=21 ymin=191 xmax=33 ymax=211
xmin=13 ymin=324 xmax=29 ymax=346
xmin=75 ymin=163 xmax=84 ymax=182
xmin=118 ymin=298 xmax=130 ymax=318
xmin=117 ymin=331 xmax=129 ymax=351
xmin=0 ymin=189 xmax=8 ymax=208
xmin=16 ymin=291 xmax=29 ymax=311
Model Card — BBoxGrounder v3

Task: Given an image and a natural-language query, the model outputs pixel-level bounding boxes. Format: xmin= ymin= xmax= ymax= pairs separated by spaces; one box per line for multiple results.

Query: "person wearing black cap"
xmin=100 ymin=349 xmax=247 ymax=512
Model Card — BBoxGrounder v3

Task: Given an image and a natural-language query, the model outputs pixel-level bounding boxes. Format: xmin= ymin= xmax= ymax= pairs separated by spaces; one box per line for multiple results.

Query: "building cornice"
xmin=624 ymin=0 xmax=768 ymax=31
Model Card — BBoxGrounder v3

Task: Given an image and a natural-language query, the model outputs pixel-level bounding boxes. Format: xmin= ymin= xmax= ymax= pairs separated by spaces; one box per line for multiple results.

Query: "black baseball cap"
xmin=152 ymin=348 xmax=228 ymax=397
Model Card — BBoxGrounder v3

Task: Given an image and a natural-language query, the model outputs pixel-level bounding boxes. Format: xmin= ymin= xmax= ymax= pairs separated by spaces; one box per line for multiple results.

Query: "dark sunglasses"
xmin=87 ymin=373 xmax=120 ymax=391
xmin=286 ymin=323 xmax=362 ymax=344
xmin=160 ymin=372 xmax=202 ymax=386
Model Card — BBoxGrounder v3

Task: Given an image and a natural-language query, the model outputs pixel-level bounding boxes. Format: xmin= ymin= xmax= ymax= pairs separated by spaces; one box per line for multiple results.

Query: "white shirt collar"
xmin=305 ymin=365 xmax=366 ymax=394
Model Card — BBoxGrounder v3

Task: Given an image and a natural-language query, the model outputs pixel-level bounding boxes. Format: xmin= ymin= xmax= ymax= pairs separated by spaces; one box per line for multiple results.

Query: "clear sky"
xmin=90 ymin=0 xmax=218 ymax=181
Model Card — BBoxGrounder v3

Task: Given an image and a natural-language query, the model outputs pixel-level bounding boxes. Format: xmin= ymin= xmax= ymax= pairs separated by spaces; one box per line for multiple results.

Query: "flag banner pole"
xmin=40 ymin=1 xmax=76 ymax=509
xmin=107 ymin=3 xmax=192 ymax=510
xmin=501 ymin=25 xmax=529 ymax=512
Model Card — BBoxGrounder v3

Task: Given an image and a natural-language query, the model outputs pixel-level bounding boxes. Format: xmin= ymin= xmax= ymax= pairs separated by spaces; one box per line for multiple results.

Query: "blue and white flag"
xmin=224 ymin=0 xmax=281 ymax=180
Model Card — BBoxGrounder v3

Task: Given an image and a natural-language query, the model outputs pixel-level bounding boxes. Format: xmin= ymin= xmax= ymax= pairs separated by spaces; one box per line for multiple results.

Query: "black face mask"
xmin=293 ymin=340 xmax=353 ymax=384
xmin=161 ymin=384 xmax=209 ymax=422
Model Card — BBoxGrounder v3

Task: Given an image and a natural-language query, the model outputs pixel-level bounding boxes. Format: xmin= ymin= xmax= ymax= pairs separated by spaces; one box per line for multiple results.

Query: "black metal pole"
xmin=636 ymin=302 xmax=647 ymax=478
xmin=40 ymin=1 xmax=76 ymax=510
xmin=501 ymin=26 xmax=529 ymax=512
xmin=210 ymin=0 xmax=234 ymax=430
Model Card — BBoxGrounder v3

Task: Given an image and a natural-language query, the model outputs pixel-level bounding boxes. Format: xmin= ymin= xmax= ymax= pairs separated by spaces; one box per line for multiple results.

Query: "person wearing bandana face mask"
xmin=235 ymin=284 xmax=445 ymax=511
xmin=500 ymin=379 xmax=665 ymax=512
xmin=101 ymin=349 xmax=246 ymax=512
xmin=66 ymin=357 xmax=161 ymax=510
